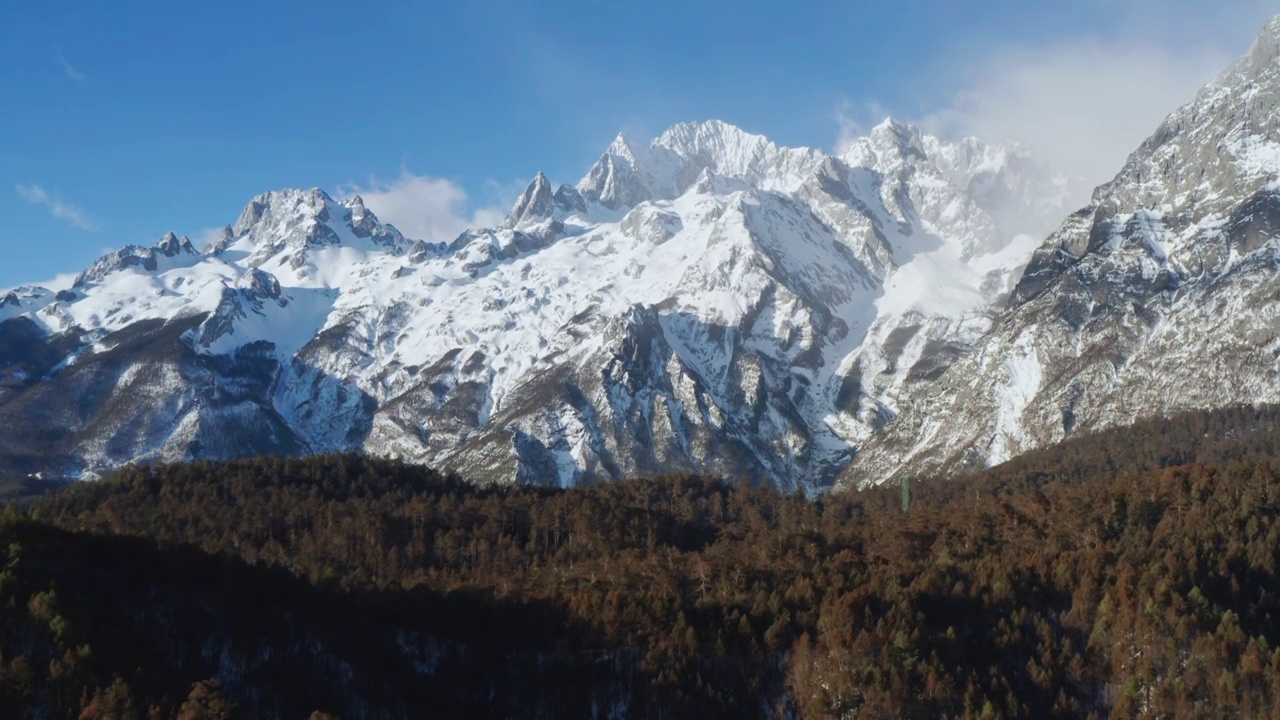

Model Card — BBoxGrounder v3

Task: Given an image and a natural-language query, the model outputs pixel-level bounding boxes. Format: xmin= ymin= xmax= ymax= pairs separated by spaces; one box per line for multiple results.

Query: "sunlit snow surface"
xmin=3 ymin=119 xmax=1074 ymax=488
xmin=6 ymin=15 xmax=1263 ymax=490
xmin=843 ymin=17 xmax=1280 ymax=487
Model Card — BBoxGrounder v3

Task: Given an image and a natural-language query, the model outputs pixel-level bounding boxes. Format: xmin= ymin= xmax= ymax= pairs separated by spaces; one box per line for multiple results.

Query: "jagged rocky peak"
xmin=575 ymin=120 xmax=830 ymax=212
xmin=232 ymin=187 xmax=335 ymax=238
xmin=69 ymin=230 xmax=203 ymax=289
xmin=0 ymin=84 xmax=1098 ymax=488
xmin=155 ymin=231 xmax=197 ymax=257
xmin=344 ymin=194 xmax=386 ymax=238
xmin=508 ymin=171 xmax=555 ymax=226
xmin=653 ymin=119 xmax=776 ymax=171
xmin=839 ymin=118 xmax=926 ymax=171
xmin=1091 ymin=14 xmax=1280 ymax=219
xmin=846 ymin=116 xmax=1008 ymax=183
xmin=870 ymin=117 xmax=928 ymax=162
xmin=841 ymin=13 xmax=1280 ymax=488
xmin=74 ymin=244 xmax=156 ymax=287
xmin=844 ymin=116 xmax=1028 ymax=184
xmin=650 ymin=119 xmax=828 ymax=197
xmin=218 ymin=187 xmax=408 ymax=267
xmin=1239 ymin=13 xmax=1280 ymax=79
xmin=507 ymin=172 xmax=591 ymax=227
xmin=204 ymin=225 xmax=235 ymax=253
xmin=840 ymin=116 xmax=1073 ymax=256
xmin=602 ymin=132 xmax=643 ymax=167
xmin=576 ymin=133 xmax=649 ymax=211
xmin=345 ymin=194 xmax=370 ymax=223
xmin=1013 ymin=12 xmax=1280 ymax=303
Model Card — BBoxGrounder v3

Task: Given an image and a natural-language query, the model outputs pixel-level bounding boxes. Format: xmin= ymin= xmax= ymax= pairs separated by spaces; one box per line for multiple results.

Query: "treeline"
xmin=956 ymin=403 xmax=1280 ymax=493
xmin=0 ymin=405 xmax=1279 ymax=717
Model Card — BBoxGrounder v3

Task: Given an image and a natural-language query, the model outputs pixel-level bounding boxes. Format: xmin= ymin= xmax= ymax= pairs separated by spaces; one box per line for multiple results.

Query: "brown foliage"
xmin=2 ymin=402 xmax=1280 ymax=718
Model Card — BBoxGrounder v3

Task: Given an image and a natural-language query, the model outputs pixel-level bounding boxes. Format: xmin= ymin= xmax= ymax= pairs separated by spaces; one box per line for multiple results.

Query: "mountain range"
xmin=3 ymin=16 xmax=1280 ymax=491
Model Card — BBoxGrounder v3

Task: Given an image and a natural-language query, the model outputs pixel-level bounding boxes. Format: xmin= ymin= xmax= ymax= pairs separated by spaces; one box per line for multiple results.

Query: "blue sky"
xmin=1 ymin=0 xmax=1274 ymax=287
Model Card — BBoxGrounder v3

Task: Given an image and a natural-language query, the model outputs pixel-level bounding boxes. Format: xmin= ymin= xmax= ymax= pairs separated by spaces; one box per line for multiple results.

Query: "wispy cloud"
xmin=16 ymin=184 xmax=97 ymax=231
xmin=194 ymin=226 xmax=228 ymax=252
xmin=833 ymin=100 xmax=890 ymax=155
xmin=917 ymin=39 xmax=1230 ymax=199
xmin=341 ymin=170 xmax=506 ymax=242
xmin=904 ymin=2 xmax=1276 ymax=205
xmin=0 ymin=271 xmax=78 ymax=296
xmin=825 ymin=3 xmax=1275 ymax=210
xmin=54 ymin=47 xmax=85 ymax=82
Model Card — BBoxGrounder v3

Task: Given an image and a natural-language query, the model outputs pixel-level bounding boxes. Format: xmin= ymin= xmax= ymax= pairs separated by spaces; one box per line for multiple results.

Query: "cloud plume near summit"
xmin=897 ymin=0 xmax=1276 ymax=205
xmin=921 ymin=41 xmax=1228 ymax=199
xmin=341 ymin=171 xmax=505 ymax=243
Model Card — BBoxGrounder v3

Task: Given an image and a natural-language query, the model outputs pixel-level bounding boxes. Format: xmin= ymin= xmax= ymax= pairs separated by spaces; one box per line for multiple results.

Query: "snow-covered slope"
xmin=12 ymin=14 xmax=1280 ymax=491
xmin=0 ymin=115 xmax=1069 ymax=488
xmin=839 ymin=14 xmax=1280 ymax=487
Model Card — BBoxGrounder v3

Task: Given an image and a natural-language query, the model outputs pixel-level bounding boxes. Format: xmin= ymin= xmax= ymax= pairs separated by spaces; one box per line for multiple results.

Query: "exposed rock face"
xmin=18 ymin=12 xmax=1280 ymax=489
xmin=839 ymin=15 xmax=1280 ymax=487
xmin=0 ymin=111 xmax=1070 ymax=487
xmin=507 ymin=172 xmax=556 ymax=227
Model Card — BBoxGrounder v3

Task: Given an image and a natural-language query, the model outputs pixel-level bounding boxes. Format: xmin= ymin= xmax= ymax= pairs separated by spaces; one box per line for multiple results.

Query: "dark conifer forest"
xmin=5 ymin=405 xmax=1280 ymax=718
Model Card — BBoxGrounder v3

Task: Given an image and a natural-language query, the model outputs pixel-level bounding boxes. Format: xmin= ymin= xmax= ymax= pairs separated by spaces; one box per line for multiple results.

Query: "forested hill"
xmin=3 ymin=406 xmax=1280 ymax=717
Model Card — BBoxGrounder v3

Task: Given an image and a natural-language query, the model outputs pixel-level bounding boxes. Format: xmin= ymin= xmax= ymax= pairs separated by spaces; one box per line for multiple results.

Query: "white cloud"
xmin=54 ymin=47 xmax=85 ymax=82
xmin=194 ymin=226 xmax=228 ymax=252
xmin=0 ymin=271 xmax=77 ymax=296
xmin=341 ymin=171 xmax=506 ymax=242
xmin=834 ymin=100 xmax=889 ymax=155
xmin=16 ymin=184 xmax=97 ymax=231
xmin=917 ymin=39 xmax=1231 ymax=196
xmin=817 ymin=4 xmax=1276 ymax=214
xmin=902 ymin=3 xmax=1280 ymax=205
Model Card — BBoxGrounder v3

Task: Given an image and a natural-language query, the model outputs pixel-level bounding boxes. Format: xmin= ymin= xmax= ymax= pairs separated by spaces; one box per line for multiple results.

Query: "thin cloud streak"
xmin=54 ymin=47 xmax=85 ymax=82
xmin=15 ymin=184 xmax=98 ymax=231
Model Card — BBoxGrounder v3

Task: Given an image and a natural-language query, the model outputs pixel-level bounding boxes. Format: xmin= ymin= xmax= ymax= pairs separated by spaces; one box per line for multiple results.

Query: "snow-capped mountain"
xmin=0 ymin=113 xmax=1069 ymax=489
xmin=12 ymin=13 xmax=1279 ymax=492
xmin=839 ymin=14 xmax=1280 ymax=487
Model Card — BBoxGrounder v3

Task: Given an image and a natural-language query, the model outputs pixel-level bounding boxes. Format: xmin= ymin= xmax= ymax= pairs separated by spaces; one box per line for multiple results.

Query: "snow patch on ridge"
xmin=989 ymin=332 xmax=1043 ymax=467
xmin=1 ymin=116 xmax=1073 ymax=488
